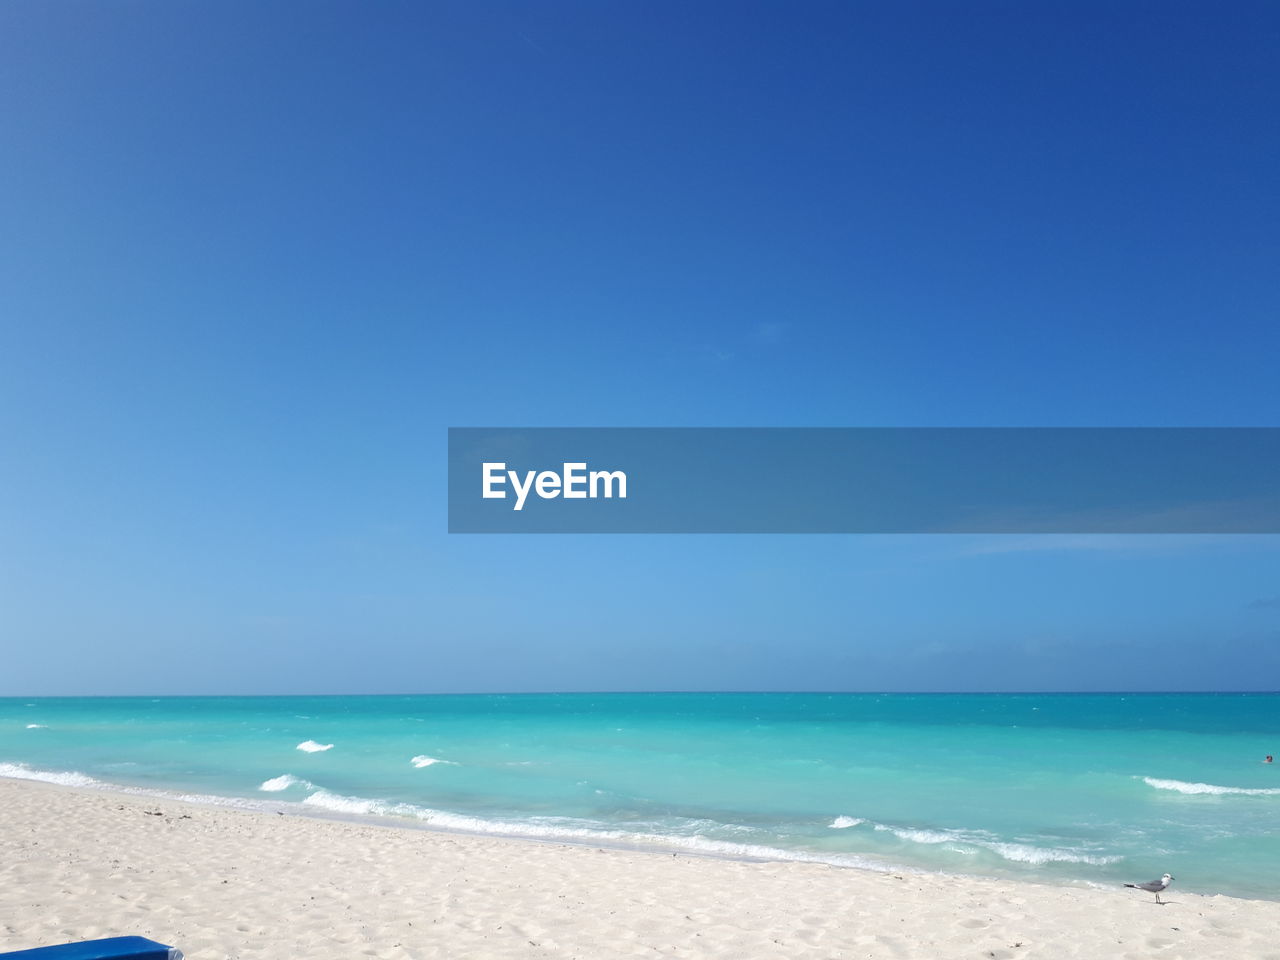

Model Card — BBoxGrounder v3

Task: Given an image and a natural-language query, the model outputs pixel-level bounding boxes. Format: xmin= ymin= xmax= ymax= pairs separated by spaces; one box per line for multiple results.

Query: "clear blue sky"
xmin=1 ymin=2 xmax=1277 ymax=694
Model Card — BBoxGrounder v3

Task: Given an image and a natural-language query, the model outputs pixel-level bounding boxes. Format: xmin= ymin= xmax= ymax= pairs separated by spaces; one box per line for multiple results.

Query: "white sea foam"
xmin=2 ymin=763 xmax=299 ymax=815
xmin=829 ymin=816 xmax=865 ymax=829
xmin=410 ymin=755 xmax=457 ymax=768
xmin=303 ymin=790 xmax=382 ymax=815
xmin=868 ymin=819 xmax=1117 ymax=865
xmin=292 ymin=788 xmax=894 ymax=870
xmin=259 ymin=774 xmax=315 ymax=792
xmin=984 ymin=841 xmax=1118 ymax=866
xmin=1142 ymin=776 xmax=1280 ymax=796
xmin=425 ymin=813 xmax=889 ymax=869
xmin=25 ymin=724 xmax=47 ymax=729
xmin=296 ymin=740 xmax=334 ymax=753
xmin=0 ymin=762 xmax=98 ymax=788
xmin=874 ymin=824 xmax=957 ymax=844
xmin=132 ymin=788 xmax=278 ymax=811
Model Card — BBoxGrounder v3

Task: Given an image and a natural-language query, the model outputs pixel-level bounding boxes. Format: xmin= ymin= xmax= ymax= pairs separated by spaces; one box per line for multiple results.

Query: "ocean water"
xmin=2 ymin=693 xmax=1278 ymax=900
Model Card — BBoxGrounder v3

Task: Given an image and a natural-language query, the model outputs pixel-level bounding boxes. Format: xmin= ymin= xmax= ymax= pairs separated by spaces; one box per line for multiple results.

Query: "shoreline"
xmin=4 ymin=777 xmax=1279 ymax=959
xmin=4 ymin=767 xmax=932 ymax=881
xmin=0 ymin=766 xmax=1271 ymax=900
xmin=0 ymin=766 xmax=1160 ymax=897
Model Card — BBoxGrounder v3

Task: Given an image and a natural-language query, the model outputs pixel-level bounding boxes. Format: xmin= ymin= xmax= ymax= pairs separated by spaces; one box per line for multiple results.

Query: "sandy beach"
xmin=1 ymin=778 xmax=1277 ymax=960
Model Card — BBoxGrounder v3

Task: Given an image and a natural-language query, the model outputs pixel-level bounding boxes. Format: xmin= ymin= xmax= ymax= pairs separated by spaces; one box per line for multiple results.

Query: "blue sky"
xmin=1 ymin=2 xmax=1277 ymax=694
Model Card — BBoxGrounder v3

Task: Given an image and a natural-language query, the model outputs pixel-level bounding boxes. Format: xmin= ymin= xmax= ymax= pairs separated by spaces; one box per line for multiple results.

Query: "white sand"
xmin=2 ymin=778 xmax=1278 ymax=960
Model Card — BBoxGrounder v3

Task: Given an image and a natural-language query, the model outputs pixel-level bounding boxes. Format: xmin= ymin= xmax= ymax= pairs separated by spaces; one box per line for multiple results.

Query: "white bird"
xmin=1125 ymin=873 xmax=1175 ymax=903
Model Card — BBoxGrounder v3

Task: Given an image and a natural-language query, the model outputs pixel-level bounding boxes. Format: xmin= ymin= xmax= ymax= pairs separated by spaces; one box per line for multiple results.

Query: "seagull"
xmin=1125 ymin=873 xmax=1175 ymax=903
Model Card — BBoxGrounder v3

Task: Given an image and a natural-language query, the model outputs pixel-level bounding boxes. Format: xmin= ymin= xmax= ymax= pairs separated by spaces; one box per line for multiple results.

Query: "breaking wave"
xmin=259 ymin=774 xmax=315 ymax=792
xmin=1142 ymin=777 xmax=1280 ymax=797
xmin=410 ymin=755 xmax=457 ymax=768
xmin=829 ymin=816 xmax=1122 ymax=865
xmin=829 ymin=815 xmax=865 ymax=828
xmin=0 ymin=761 xmax=97 ymax=788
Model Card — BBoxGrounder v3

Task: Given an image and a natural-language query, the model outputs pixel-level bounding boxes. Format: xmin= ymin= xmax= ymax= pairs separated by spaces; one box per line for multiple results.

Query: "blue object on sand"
xmin=0 ymin=938 xmax=182 ymax=960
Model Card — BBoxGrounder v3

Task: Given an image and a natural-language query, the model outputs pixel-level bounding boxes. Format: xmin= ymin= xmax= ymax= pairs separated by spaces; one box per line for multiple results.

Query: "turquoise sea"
xmin=2 ymin=693 xmax=1277 ymax=899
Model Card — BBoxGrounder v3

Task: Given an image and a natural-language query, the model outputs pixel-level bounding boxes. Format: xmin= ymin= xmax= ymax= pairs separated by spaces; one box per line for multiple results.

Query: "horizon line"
xmin=3 ymin=689 xmax=1279 ymax=699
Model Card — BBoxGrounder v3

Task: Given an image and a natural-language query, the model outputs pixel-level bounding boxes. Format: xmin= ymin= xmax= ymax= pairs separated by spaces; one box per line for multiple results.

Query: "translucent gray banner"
xmin=447 ymin=428 xmax=1280 ymax=533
